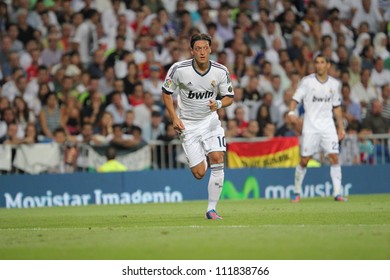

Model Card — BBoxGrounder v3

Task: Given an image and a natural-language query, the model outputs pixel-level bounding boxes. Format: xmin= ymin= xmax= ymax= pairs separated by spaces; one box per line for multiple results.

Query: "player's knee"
xmin=192 ymin=169 xmax=205 ymax=180
xmin=208 ymin=152 xmax=224 ymax=164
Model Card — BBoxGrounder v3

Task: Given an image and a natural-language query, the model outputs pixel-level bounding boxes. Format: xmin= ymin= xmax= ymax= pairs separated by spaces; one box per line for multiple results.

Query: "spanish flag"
xmin=227 ymin=137 xmax=300 ymax=168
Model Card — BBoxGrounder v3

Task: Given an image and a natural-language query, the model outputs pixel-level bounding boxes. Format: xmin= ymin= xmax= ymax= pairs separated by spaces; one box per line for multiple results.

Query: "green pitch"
xmin=0 ymin=194 xmax=389 ymax=260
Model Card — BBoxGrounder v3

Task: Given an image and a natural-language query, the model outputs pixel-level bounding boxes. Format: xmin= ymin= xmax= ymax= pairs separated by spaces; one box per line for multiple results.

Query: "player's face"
xmin=314 ymin=57 xmax=330 ymax=76
xmin=192 ymin=40 xmax=211 ymax=64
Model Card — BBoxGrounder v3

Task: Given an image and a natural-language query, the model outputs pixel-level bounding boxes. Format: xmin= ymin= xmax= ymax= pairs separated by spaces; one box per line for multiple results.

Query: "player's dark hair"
xmin=314 ymin=53 xmax=330 ymax=63
xmin=190 ymin=33 xmax=212 ymax=49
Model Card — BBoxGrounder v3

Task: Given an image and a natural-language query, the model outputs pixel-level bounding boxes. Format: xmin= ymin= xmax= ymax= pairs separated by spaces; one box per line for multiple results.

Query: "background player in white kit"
xmin=162 ymin=34 xmax=234 ymax=220
xmin=288 ymin=54 xmax=347 ymax=202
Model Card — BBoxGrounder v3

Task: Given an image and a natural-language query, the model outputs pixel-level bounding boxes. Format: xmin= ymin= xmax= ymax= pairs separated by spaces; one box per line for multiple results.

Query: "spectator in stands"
xmin=122 ymin=61 xmax=139 ymax=96
xmin=339 ymin=121 xmax=361 ymax=166
xmin=40 ymin=32 xmax=62 ymax=69
xmin=121 ymin=110 xmax=137 ymax=136
xmin=141 ymin=110 xmax=165 ymax=143
xmin=379 ymin=84 xmax=390 ymax=123
xmin=75 ymin=122 xmax=99 ymax=146
xmin=243 ymin=76 xmax=262 ymax=109
xmin=360 ymin=45 xmax=375 ymax=70
xmin=348 ymin=55 xmax=363 ymax=87
xmin=61 ymin=94 xmax=81 ymax=136
xmin=0 ymin=107 xmax=24 ymax=140
xmin=362 ymin=99 xmax=390 ymax=134
xmin=87 ymin=49 xmax=105 ymax=79
xmin=358 ymin=128 xmax=375 ymax=164
xmin=109 ymin=124 xmax=141 ymax=150
xmin=106 ymin=78 xmax=131 ymax=108
xmin=57 ymin=75 xmax=78 ymax=103
xmin=255 ymin=103 xmax=272 ymax=136
xmin=97 ymin=146 xmax=127 ymax=173
xmin=351 ymin=0 xmax=385 ymax=34
xmin=38 ymin=92 xmax=65 ymax=139
xmin=0 ymin=97 xmax=10 ymax=113
xmin=104 ymin=35 xmax=132 ymax=70
xmin=293 ymin=43 xmax=313 ymax=78
xmin=225 ymin=119 xmax=241 ymax=138
xmin=81 ymin=89 xmax=106 ymax=128
xmin=351 ymin=68 xmax=377 ymax=119
xmin=133 ymin=91 xmax=160 ymax=128
xmin=262 ymin=122 xmax=276 ymax=138
xmin=142 ymin=64 xmax=163 ymax=106
xmin=341 ymin=83 xmax=362 ymax=125
xmin=225 ymin=87 xmax=250 ymax=122
xmin=371 ymin=57 xmax=390 ymax=91
xmin=128 ymin=82 xmax=145 ymax=107
xmin=7 ymin=23 xmax=23 ymax=54
xmin=16 ymin=9 xmax=36 ymax=46
xmin=0 ymin=1 xmax=10 ymax=34
xmin=276 ymin=111 xmax=298 ymax=137
xmin=93 ymin=111 xmax=114 ymax=145
xmin=13 ymin=96 xmax=36 ymax=132
xmin=373 ymin=32 xmax=390 ymax=60
xmin=3 ymin=74 xmax=28 ymax=103
xmin=23 ymin=122 xmax=38 ymax=144
xmin=242 ymin=120 xmax=260 ymax=138
xmin=99 ymin=66 xmax=115 ymax=96
xmin=105 ymin=91 xmax=132 ymax=125
xmin=234 ymin=106 xmax=249 ymax=137
xmin=0 ymin=122 xmax=23 ymax=144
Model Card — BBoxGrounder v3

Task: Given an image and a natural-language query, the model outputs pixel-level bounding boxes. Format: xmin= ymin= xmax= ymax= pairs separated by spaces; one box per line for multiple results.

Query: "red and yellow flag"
xmin=227 ymin=137 xmax=300 ymax=168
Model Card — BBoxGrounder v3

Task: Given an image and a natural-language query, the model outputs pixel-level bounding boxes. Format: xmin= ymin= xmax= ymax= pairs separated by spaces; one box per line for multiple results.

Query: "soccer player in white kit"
xmin=162 ymin=33 xmax=234 ymax=220
xmin=288 ymin=54 xmax=347 ymax=202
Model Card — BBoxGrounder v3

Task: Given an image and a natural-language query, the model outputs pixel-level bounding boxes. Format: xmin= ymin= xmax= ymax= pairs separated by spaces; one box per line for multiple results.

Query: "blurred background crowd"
xmin=0 ymin=0 xmax=390 ymax=167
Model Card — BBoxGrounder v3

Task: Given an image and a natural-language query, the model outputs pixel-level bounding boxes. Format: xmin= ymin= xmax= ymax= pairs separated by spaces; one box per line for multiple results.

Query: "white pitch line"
xmin=0 ymin=224 xmax=389 ymax=231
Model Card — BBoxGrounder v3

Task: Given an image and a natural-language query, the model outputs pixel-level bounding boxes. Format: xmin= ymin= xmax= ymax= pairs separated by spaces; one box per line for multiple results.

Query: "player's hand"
xmin=209 ymin=100 xmax=218 ymax=112
xmin=338 ymin=128 xmax=346 ymax=141
xmin=172 ymin=117 xmax=185 ymax=132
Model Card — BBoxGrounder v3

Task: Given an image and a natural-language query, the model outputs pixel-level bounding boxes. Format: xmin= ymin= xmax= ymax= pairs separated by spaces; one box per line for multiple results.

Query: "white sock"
xmin=331 ymin=165 xmax=342 ymax=197
xmin=294 ymin=165 xmax=306 ymax=195
xmin=207 ymin=163 xmax=224 ymax=212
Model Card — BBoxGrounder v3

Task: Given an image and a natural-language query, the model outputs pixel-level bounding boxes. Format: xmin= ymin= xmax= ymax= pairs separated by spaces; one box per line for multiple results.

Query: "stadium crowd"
xmin=0 ymin=0 xmax=390 ymax=170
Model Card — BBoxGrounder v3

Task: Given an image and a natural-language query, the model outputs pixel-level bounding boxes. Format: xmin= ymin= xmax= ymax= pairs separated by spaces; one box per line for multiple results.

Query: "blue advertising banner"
xmin=0 ymin=165 xmax=389 ymax=208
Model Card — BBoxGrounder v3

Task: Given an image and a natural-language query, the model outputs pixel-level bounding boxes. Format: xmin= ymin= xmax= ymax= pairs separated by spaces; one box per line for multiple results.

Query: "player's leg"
xmin=328 ymin=153 xmax=347 ymax=201
xmin=321 ymin=133 xmax=347 ymax=201
xmin=203 ymin=126 xmax=226 ymax=220
xmin=292 ymin=156 xmax=310 ymax=202
xmin=292 ymin=132 xmax=318 ymax=202
xmin=180 ymin=130 xmax=207 ymax=179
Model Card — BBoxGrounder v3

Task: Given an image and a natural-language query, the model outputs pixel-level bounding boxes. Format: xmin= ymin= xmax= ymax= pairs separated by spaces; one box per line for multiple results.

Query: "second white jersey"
xmin=162 ymin=59 xmax=234 ymax=121
xmin=293 ymin=74 xmax=342 ymax=133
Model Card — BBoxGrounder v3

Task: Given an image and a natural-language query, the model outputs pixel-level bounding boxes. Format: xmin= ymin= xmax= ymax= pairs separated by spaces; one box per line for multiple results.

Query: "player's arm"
xmin=162 ymin=92 xmax=185 ymax=132
xmin=210 ymin=69 xmax=234 ymax=111
xmin=209 ymin=96 xmax=233 ymax=111
xmin=333 ymin=106 xmax=345 ymax=141
xmin=287 ymin=99 xmax=303 ymax=135
xmin=287 ymin=99 xmax=299 ymax=121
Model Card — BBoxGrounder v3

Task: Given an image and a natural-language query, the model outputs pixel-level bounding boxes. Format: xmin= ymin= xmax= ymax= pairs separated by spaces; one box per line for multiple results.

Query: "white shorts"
xmin=300 ymin=130 xmax=339 ymax=157
xmin=180 ymin=115 xmax=226 ymax=168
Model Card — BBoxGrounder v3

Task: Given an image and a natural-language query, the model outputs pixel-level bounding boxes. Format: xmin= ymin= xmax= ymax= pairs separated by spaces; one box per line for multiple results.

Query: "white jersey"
xmin=293 ymin=74 xmax=341 ymax=133
xmin=162 ymin=59 xmax=234 ymax=121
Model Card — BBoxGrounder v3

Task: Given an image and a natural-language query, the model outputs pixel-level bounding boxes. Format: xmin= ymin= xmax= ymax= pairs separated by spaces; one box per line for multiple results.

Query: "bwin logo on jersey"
xmin=312 ymin=96 xmax=331 ymax=102
xmin=188 ymin=90 xmax=213 ymax=99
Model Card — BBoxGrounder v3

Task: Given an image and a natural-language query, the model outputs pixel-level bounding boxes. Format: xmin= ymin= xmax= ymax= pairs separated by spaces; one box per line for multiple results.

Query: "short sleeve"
xmin=162 ymin=64 xmax=178 ymax=94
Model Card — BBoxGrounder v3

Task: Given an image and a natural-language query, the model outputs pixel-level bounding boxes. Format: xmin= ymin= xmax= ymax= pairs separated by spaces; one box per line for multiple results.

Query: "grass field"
xmin=0 ymin=194 xmax=389 ymax=260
